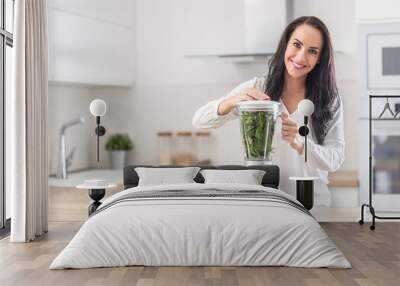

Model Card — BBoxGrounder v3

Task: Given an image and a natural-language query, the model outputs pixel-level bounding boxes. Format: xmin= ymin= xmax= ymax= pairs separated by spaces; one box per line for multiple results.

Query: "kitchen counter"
xmin=328 ymin=170 xmax=358 ymax=188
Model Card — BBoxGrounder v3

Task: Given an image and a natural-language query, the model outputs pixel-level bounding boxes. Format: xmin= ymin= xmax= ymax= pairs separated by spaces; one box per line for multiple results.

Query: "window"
xmin=0 ymin=0 xmax=14 ymax=233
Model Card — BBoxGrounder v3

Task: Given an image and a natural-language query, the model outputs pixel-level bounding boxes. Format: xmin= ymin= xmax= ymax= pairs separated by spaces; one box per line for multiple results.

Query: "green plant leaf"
xmin=240 ymin=111 xmax=276 ymax=160
xmin=105 ymin=133 xmax=134 ymax=151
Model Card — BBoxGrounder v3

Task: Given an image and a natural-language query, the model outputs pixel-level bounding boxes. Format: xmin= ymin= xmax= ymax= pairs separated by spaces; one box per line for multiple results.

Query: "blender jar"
xmin=235 ymin=100 xmax=280 ymax=165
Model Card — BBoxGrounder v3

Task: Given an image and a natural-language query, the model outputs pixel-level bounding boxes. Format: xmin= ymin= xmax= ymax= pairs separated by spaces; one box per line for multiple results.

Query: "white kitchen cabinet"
xmin=48 ymin=3 xmax=134 ymax=87
xmin=183 ymin=0 xmax=290 ymax=57
xmin=48 ymin=0 xmax=134 ymax=27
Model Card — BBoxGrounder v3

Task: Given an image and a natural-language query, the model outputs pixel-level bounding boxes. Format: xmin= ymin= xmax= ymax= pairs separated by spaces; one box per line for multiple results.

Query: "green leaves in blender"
xmin=240 ymin=111 xmax=275 ymax=159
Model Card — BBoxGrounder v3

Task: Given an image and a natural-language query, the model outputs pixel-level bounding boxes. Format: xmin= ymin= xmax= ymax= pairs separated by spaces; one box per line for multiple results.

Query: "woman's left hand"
xmin=281 ymin=112 xmax=304 ymax=154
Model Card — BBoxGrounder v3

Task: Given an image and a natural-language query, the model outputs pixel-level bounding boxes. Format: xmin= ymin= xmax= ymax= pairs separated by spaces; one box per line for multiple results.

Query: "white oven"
xmin=359 ymin=106 xmax=400 ymax=211
xmin=370 ymin=121 xmax=400 ymax=210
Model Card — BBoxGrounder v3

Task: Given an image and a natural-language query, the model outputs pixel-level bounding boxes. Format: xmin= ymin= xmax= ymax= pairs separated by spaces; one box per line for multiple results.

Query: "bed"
xmin=50 ymin=165 xmax=350 ymax=269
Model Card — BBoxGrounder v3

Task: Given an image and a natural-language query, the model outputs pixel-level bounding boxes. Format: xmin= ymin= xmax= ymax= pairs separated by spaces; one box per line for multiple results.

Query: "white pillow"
xmin=135 ymin=167 xmax=200 ymax=186
xmin=200 ymin=169 xmax=266 ymax=185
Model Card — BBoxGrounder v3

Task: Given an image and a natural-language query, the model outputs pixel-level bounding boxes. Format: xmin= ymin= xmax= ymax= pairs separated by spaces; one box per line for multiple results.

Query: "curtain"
xmin=9 ymin=0 xmax=48 ymax=242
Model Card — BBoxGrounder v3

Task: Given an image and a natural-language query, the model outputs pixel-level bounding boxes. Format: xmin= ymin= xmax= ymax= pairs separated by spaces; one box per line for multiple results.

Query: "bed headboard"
xmin=123 ymin=165 xmax=280 ymax=190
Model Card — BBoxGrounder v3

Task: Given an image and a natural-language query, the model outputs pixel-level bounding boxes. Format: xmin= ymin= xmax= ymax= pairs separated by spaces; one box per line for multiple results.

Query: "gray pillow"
xmin=135 ymin=167 xmax=201 ymax=186
xmin=200 ymin=169 xmax=266 ymax=185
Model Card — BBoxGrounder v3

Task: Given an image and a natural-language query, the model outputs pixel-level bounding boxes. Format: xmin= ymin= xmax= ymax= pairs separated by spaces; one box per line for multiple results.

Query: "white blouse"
xmin=192 ymin=77 xmax=345 ymax=207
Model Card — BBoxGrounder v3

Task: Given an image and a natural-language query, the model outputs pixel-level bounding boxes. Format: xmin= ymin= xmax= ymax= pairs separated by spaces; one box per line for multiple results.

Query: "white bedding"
xmin=50 ymin=183 xmax=351 ymax=269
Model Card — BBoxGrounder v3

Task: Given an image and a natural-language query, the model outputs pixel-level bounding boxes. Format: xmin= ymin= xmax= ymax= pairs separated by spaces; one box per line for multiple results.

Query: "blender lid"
xmin=235 ymin=100 xmax=280 ymax=111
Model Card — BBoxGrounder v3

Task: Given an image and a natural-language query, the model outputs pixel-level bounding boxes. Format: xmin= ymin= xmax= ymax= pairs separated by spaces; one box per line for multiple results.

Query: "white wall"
xmin=135 ymin=0 xmax=269 ymax=86
xmin=130 ymin=0 xmax=359 ymax=170
xmin=48 ymin=0 xmax=269 ymax=171
xmin=356 ymin=0 xmax=400 ymax=23
xmin=48 ymin=84 xmax=133 ymax=174
xmin=49 ymin=0 xmax=360 ymax=172
xmin=47 ymin=0 xmax=135 ymax=173
xmin=131 ymin=0 xmax=271 ymax=165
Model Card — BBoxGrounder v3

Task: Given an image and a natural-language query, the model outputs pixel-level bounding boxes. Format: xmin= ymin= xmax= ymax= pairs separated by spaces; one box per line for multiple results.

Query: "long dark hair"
xmin=265 ymin=16 xmax=340 ymax=145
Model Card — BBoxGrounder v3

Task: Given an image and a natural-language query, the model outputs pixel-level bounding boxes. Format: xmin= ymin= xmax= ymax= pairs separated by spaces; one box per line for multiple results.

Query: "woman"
xmin=192 ymin=16 xmax=344 ymax=207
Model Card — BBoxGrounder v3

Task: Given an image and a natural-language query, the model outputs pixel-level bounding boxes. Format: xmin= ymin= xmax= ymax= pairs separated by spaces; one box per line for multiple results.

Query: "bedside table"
xmin=289 ymin=177 xmax=319 ymax=210
xmin=76 ymin=183 xmax=117 ymax=216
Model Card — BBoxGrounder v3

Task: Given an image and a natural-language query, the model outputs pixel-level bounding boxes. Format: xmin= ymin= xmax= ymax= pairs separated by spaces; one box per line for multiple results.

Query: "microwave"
xmin=367 ymin=33 xmax=400 ymax=90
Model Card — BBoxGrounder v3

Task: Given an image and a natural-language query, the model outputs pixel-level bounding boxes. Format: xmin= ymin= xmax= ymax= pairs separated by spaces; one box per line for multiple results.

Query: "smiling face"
xmin=284 ymin=24 xmax=323 ymax=79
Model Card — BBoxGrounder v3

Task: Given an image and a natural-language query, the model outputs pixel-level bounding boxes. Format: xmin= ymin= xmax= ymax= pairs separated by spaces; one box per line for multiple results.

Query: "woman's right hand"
xmin=217 ymin=88 xmax=271 ymax=115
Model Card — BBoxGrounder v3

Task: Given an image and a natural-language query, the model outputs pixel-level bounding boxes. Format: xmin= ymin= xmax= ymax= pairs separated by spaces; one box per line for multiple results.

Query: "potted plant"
xmin=105 ymin=133 xmax=134 ymax=169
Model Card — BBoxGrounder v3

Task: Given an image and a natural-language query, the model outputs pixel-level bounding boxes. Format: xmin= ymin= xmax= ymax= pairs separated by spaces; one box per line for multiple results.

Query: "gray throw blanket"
xmin=91 ymin=189 xmax=312 ymax=217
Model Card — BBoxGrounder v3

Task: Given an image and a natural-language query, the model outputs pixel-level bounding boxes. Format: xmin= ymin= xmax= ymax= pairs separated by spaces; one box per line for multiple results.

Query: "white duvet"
xmin=50 ymin=183 xmax=351 ymax=269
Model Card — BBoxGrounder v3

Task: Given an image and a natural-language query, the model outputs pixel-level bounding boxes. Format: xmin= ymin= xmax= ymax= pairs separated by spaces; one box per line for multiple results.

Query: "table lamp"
xmin=289 ymin=99 xmax=317 ymax=210
xmin=298 ymin=99 xmax=314 ymax=162
xmin=90 ymin=99 xmax=107 ymax=162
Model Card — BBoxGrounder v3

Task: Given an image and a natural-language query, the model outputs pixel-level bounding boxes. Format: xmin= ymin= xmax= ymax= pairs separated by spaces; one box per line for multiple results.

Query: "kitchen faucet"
xmin=56 ymin=117 xmax=85 ymax=179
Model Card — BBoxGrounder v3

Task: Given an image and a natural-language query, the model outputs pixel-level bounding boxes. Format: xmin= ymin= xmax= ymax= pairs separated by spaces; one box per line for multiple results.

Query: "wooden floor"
xmin=0 ymin=222 xmax=399 ymax=286
xmin=49 ymin=186 xmax=123 ymax=222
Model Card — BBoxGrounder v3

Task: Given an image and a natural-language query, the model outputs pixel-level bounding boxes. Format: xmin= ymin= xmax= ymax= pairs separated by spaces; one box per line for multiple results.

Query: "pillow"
xmin=200 ymin=169 xmax=266 ymax=185
xmin=135 ymin=167 xmax=201 ymax=186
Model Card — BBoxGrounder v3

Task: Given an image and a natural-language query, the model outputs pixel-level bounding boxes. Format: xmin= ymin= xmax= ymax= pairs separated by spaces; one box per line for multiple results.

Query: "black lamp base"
xmin=296 ymin=180 xmax=314 ymax=210
xmin=88 ymin=188 xmax=105 ymax=216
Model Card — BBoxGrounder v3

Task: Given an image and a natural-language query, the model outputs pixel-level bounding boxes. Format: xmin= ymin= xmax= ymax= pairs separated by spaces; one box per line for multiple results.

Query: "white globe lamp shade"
xmin=90 ymin=99 xmax=107 ymax=117
xmin=298 ymin=99 xmax=314 ymax=116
